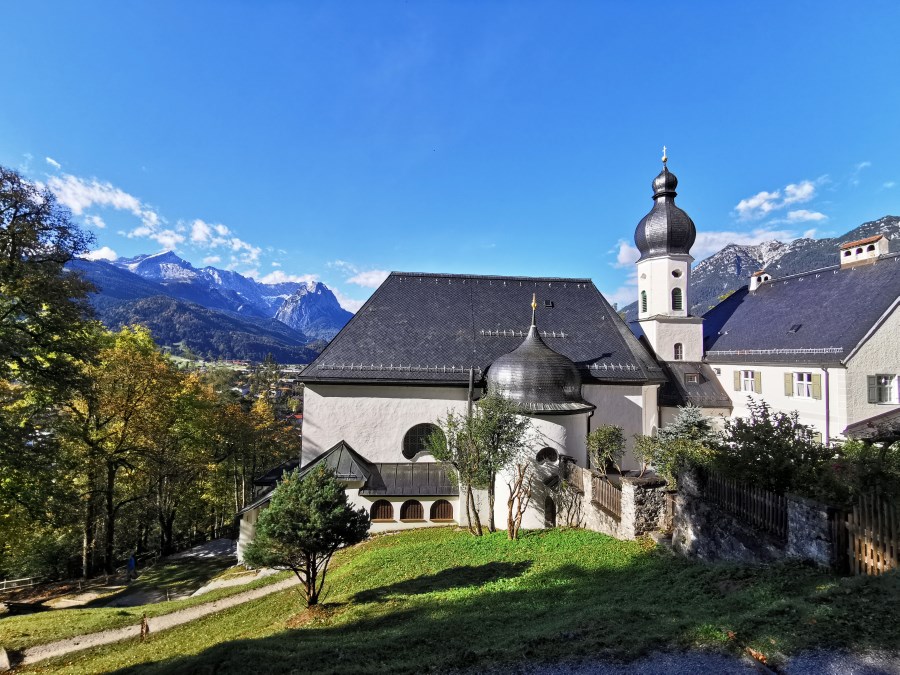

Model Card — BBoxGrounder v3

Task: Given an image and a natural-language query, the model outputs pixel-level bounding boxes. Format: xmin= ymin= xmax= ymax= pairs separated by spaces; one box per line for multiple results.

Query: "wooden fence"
xmin=845 ymin=493 xmax=899 ymax=576
xmin=0 ymin=576 xmax=40 ymax=592
xmin=701 ymin=470 xmax=788 ymax=541
xmin=591 ymin=474 xmax=621 ymax=520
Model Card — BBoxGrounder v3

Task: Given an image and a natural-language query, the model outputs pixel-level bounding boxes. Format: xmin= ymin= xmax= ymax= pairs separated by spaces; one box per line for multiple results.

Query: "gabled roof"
xmin=657 ymin=361 xmax=733 ymax=409
xmin=301 ymin=272 xmax=665 ymax=386
xmin=703 ymin=254 xmax=900 ymax=365
xmin=296 ymin=440 xmax=374 ymax=483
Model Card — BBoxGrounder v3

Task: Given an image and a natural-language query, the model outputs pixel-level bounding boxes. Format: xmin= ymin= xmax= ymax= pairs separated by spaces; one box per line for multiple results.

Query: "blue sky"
xmin=3 ymin=2 xmax=899 ymax=310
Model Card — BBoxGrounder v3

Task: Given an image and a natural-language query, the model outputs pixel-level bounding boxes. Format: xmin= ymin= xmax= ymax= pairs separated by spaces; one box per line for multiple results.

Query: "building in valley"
xmin=236 ymin=157 xmax=899 ymax=558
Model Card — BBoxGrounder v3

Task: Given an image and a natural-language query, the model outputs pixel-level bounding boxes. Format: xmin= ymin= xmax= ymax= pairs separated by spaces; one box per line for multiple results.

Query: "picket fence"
xmin=591 ymin=474 xmax=622 ymax=520
xmin=845 ymin=493 xmax=899 ymax=576
xmin=701 ymin=470 xmax=788 ymax=541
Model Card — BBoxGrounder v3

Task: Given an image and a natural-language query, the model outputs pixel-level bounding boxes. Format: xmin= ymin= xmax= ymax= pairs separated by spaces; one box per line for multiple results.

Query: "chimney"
xmin=749 ymin=269 xmax=771 ymax=292
xmin=839 ymin=234 xmax=889 ymax=267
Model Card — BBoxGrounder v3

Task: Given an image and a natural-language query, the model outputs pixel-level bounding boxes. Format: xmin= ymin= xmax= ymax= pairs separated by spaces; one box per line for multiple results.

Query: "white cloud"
xmin=84 ymin=214 xmax=106 ymax=229
xmin=347 ymin=269 xmax=390 ymax=288
xmin=45 ymin=157 xmax=61 ymax=169
xmin=82 ymin=246 xmax=118 ymax=261
xmin=271 ymin=262 xmax=281 ymax=267
xmin=612 ymin=240 xmax=640 ymax=268
xmin=692 ymin=227 xmax=805 ymax=259
xmin=190 ymin=219 xmax=214 ymax=243
xmin=254 ymin=270 xmax=319 ymax=286
xmin=735 ymin=179 xmax=819 ymax=220
xmin=153 ymin=229 xmax=186 ymax=250
xmin=785 ymin=209 xmax=827 ymax=223
xmin=327 ymin=259 xmax=358 ymax=274
xmin=850 ymin=161 xmax=871 ymax=186
xmin=47 ymin=173 xmax=144 ymax=216
xmin=883 ymin=181 xmax=895 ymax=189
xmin=330 ymin=287 xmax=366 ymax=313
xmin=601 ymin=269 xmax=638 ymax=308
xmin=203 ymin=255 xmax=221 ymax=265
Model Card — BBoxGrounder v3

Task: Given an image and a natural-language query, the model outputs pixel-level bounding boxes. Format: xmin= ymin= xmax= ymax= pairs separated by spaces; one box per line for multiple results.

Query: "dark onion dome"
xmin=486 ymin=325 xmax=594 ymax=414
xmin=634 ymin=162 xmax=696 ymax=261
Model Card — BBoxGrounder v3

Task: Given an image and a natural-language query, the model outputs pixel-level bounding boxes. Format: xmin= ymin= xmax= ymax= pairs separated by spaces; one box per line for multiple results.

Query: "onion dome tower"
xmin=486 ymin=295 xmax=594 ymax=414
xmin=634 ymin=148 xmax=703 ymax=362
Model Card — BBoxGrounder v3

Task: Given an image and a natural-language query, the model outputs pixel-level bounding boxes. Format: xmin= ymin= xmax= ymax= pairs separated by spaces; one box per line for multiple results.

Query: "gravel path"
xmin=17 ymin=576 xmax=299 ymax=666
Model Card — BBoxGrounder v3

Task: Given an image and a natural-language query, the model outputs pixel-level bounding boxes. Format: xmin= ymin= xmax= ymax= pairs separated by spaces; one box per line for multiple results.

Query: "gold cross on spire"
xmin=662 ymin=145 xmax=668 ymax=165
xmin=531 ymin=292 xmax=537 ymax=326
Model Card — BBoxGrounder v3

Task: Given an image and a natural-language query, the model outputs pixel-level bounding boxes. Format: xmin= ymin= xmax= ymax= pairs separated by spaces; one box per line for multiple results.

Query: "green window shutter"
xmin=733 ymin=371 xmax=741 ymax=391
xmin=753 ymin=371 xmax=762 ymax=393
xmin=784 ymin=373 xmax=793 ymax=396
xmin=811 ymin=374 xmax=822 ymax=400
xmin=868 ymin=376 xmax=877 ymax=403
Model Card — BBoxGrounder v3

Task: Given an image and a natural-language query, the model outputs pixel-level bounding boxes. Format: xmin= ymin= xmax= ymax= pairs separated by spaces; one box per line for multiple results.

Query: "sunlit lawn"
xmin=18 ymin=527 xmax=900 ymax=674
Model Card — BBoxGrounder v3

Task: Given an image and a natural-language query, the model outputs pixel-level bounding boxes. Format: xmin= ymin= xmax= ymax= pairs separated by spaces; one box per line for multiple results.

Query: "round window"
xmin=402 ymin=423 xmax=442 ymax=460
xmin=536 ymin=447 xmax=559 ymax=464
xmin=671 ymin=269 xmax=683 ymax=278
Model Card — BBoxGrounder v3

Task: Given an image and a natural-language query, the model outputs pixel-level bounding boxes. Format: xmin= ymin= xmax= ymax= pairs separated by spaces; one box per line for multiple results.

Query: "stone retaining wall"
xmin=672 ymin=467 xmax=836 ymax=566
xmin=572 ymin=467 xmax=668 ymax=540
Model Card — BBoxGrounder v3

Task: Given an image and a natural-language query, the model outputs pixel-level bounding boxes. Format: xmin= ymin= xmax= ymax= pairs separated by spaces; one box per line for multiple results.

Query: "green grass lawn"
xmin=16 ymin=527 xmax=900 ymax=674
xmin=0 ymin=563 xmax=291 ymax=652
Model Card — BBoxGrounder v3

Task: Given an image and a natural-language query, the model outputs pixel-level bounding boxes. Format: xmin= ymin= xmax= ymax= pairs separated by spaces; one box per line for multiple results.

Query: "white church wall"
xmin=639 ymin=319 xmax=703 ymax=362
xmin=302 ymin=383 xmax=471 ymax=464
xmin=582 ymin=383 xmax=652 ymax=470
xmin=708 ymin=363 xmax=848 ymax=444
xmin=637 ymin=254 xmax=692 ymax=319
xmin=845 ymin=304 xmax=900 ymax=426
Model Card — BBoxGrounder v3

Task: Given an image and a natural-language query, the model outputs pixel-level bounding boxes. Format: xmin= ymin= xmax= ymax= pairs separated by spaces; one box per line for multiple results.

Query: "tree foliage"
xmin=242 ymin=466 xmax=369 ymax=606
xmin=586 ymin=425 xmax=625 ymax=476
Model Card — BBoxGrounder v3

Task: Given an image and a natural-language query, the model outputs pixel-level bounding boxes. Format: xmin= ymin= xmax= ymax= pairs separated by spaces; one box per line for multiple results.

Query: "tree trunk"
xmin=82 ymin=489 xmax=95 ymax=579
xmin=103 ymin=462 xmax=118 ymax=574
xmin=487 ymin=472 xmax=496 ymax=533
xmin=467 ymin=486 xmax=483 ymax=536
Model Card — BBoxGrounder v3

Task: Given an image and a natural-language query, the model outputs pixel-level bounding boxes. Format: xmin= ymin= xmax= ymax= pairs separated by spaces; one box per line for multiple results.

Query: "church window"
xmin=371 ymin=500 xmax=394 ymax=521
xmin=671 ymin=288 xmax=683 ymax=311
xmin=869 ymin=375 xmax=898 ymax=404
xmin=673 ymin=343 xmax=683 ymax=360
xmin=402 ymin=423 xmax=442 ymax=460
xmin=794 ymin=372 xmax=813 ymax=398
xmin=671 ymin=269 xmax=682 ymax=278
xmin=430 ymin=499 xmax=454 ymax=521
xmin=856 ymin=248 xmax=863 ymax=254
xmin=843 ymin=250 xmax=852 ymax=257
xmin=536 ymin=447 xmax=559 ymax=464
xmin=640 ymin=291 xmax=647 ymax=313
xmin=400 ymin=500 xmax=424 ymax=521
xmin=867 ymin=244 xmax=876 ymax=252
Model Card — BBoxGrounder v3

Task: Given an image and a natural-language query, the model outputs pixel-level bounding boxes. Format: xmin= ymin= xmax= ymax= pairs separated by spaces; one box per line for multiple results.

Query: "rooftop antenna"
xmin=531 ymin=292 xmax=537 ymax=327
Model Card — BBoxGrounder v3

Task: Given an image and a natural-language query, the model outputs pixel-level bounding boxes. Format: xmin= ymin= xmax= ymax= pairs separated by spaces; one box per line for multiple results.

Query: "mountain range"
xmin=70 ymin=251 xmax=352 ymax=363
xmin=619 ymin=215 xmax=900 ymax=322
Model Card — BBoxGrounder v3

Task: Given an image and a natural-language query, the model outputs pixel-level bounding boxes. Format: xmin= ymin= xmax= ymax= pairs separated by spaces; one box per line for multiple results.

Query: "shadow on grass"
xmin=352 ymin=561 xmax=532 ymax=603
xmin=100 ymin=543 xmax=900 ymax=675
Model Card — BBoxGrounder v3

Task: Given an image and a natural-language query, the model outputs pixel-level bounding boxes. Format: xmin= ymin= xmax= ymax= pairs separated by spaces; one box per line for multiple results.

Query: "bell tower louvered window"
xmin=640 ymin=290 xmax=647 ymax=313
xmin=671 ymin=288 xmax=683 ymax=311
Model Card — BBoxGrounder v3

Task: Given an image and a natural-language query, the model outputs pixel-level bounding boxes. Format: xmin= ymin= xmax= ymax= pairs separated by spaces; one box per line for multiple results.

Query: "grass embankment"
xmin=1 ymin=558 xmax=290 ymax=652
xmin=19 ymin=527 xmax=900 ymax=674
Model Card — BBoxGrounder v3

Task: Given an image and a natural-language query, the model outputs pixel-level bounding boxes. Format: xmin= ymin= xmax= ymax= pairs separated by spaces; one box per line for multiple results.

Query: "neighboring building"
xmin=702 ymin=234 xmax=900 ymax=444
xmin=236 ymin=157 xmax=899 ymax=558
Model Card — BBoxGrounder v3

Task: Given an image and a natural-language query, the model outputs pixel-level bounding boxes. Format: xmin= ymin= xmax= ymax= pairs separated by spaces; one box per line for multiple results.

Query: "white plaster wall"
xmin=707 ymin=363 xmax=848 ymax=443
xmin=639 ymin=319 xmax=704 ymax=362
xmin=582 ymin=383 xmax=653 ymax=470
xmin=237 ymin=507 xmax=259 ymax=564
xmin=845 ymin=304 xmax=900 ymax=425
xmin=637 ymin=254 xmax=692 ymax=319
xmin=302 ymin=384 xmax=470 ymax=464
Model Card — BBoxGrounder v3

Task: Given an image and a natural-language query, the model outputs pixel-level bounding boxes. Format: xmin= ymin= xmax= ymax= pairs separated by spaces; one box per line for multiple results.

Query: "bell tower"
xmin=633 ymin=150 xmax=703 ymax=362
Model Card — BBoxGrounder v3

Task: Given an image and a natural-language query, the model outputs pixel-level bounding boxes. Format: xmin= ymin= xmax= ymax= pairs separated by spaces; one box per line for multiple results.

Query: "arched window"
xmin=544 ymin=496 xmax=557 ymax=528
xmin=536 ymin=447 xmax=559 ymax=464
xmin=402 ymin=423 xmax=442 ymax=460
xmin=671 ymin=287 xmax=683 ymax=311
xmin=674 ymin=343 xmax=684 ymax=360
xmin=843 ymin=250 xmax=852 ymax=257
xmin=640 ymin=290 xmax=647 ymax=313
xmin=856 ymin=247 xmax=863 ymax=254
xmin=430 ymin=499 xmax=454 ymax=521
xmin=371 ymin=500 xmax=394 ymax=521
xmin=867 ymin=244 xmax=876 ymax=252
xmin=400 ymin=500 xmax=424 ymax=521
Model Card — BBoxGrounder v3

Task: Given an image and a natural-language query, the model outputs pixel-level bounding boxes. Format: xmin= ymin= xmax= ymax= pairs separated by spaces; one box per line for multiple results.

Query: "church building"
xmin=237 ymin=155 xmax=899 ymax=558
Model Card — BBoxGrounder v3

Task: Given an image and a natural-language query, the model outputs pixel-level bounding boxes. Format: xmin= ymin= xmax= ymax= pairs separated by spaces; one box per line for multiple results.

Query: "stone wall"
xmin=672 ymin=467 xmax=837 ymax=566
xmin=573 ymin=466 xmax=668 ymax=540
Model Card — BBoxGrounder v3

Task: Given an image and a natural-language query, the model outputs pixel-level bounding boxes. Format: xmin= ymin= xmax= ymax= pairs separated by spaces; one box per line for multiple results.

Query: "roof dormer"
xmin=840 ymin=235 xmax=889 ymax=267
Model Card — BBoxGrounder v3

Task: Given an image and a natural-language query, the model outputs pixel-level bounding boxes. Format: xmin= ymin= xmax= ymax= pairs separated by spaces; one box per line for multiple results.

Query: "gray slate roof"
xmin=703 ymin=254 xmax=900 ymax=365
xmin=301 ymin=272 xmax=665 ymax=386
xmin=359 ymin=462 xmax=458 ymax=496
xmin=657 ymin=361 xmax=733 ymax=409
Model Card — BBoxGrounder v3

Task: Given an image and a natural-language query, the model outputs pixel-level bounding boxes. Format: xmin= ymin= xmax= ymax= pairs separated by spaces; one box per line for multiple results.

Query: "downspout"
xmin=822 ymin=365 xmax=830 ymax=446
xmin=467 ymin=367 xmax=475 ymax=417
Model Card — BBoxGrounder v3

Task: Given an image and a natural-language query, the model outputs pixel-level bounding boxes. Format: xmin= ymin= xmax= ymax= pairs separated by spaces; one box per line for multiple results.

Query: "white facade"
xmin=637 ymin=254 xmax=692 ymax=320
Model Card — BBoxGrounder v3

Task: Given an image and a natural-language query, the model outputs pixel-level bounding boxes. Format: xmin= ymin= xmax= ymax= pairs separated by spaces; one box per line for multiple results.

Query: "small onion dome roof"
xmin=634 ymin=164 xmax=696 ymax=262
xmin=486 ymin=325 xmax=594 ymax=415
